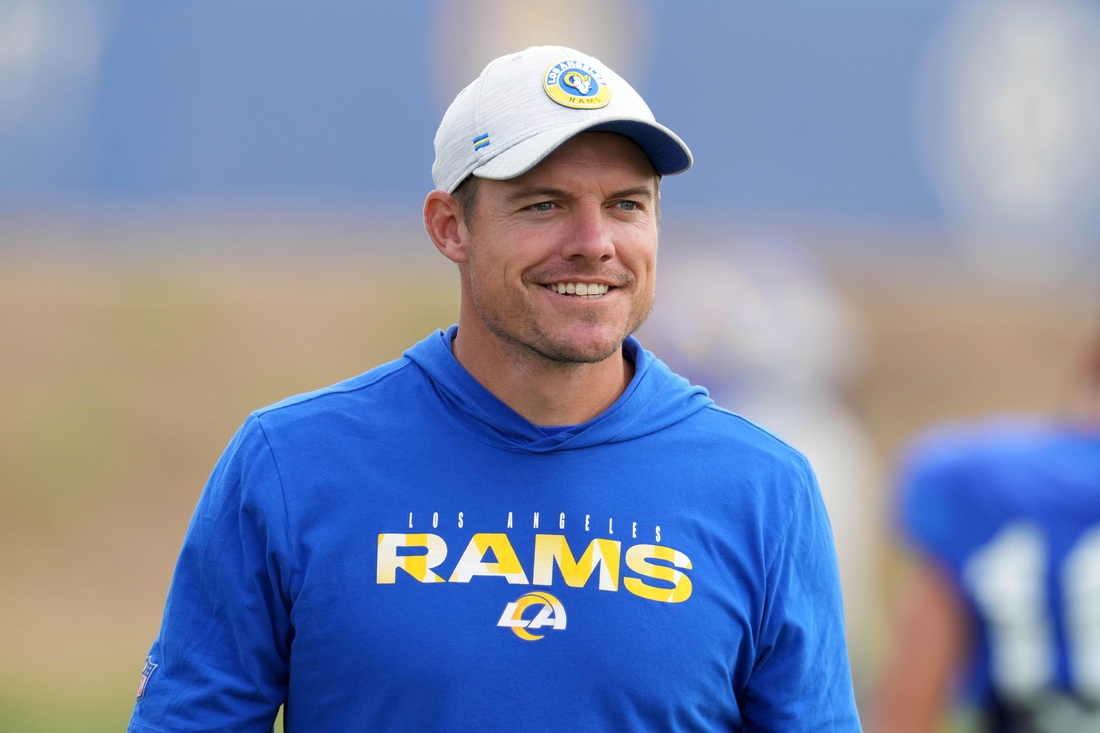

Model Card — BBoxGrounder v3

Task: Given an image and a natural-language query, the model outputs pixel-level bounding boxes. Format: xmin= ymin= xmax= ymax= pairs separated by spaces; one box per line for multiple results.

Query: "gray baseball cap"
xmin=432 ymin=45 xmax=693 ymax=194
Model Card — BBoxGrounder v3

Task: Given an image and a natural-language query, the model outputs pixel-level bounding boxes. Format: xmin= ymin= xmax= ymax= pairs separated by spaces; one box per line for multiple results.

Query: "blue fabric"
xmin=536 ymin=424 xmax=575 ymax=437
xmin=898 ymin=416 xmax=1100 ymax=713
xmin=129 ymin=327 xmax=859 ymax=732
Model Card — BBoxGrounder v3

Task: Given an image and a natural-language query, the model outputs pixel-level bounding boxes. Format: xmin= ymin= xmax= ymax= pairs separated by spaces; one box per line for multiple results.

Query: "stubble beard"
xmin=469 ymin=264 xmax=653 ymax=367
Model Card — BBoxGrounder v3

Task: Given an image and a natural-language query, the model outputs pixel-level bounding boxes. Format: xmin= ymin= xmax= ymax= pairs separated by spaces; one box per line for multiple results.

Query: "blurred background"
xmin=2 ymin=0 xmax=1099 ymax=729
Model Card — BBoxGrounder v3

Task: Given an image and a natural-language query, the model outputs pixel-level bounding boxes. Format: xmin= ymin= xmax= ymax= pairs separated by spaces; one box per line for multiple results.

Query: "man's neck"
xmin=450 ymin=321 xmax=635 ymax=427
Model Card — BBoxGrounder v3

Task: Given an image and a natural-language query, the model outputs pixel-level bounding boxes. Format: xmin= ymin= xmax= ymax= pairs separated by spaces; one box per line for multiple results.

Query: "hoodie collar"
xmin=403 ymin=326 xmax=712 ymax=453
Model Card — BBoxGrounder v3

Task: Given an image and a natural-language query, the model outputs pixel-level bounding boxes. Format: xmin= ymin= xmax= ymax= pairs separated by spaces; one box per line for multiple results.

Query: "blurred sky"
xmin=2 ymin=0 xmax=1100 ymax=270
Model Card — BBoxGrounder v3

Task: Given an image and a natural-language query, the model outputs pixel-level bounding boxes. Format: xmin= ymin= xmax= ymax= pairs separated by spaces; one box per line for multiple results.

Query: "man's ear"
xmin=424 ymin=190 xmax=470 ymax=264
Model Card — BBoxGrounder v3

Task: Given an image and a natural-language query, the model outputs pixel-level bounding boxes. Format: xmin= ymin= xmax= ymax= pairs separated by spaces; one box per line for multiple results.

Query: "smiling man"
xmin=128 ymin=46 xmax=861 ymax=732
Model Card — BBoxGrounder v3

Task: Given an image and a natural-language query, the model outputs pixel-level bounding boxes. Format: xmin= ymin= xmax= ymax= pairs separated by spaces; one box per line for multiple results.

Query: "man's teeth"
xmin=546 ymin=282 xmax=611 ymax=297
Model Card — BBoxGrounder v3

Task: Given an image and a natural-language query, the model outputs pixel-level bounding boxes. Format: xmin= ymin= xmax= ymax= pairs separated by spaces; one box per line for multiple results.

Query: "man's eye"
xmin=530 ymin=202 xmax=554 ymax=212
xmin=617 ymin=201 xmax=639 ymax=211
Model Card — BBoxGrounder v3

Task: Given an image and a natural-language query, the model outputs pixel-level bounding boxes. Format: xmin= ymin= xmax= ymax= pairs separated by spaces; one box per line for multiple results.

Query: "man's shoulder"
xmin=251 ymin=355 xmax=420 ymax=427
xmin=682 ymin=403 xmax=816 ymax=479
xmin=902 ymin=413 xmax=1053 ymax=484
xmin=896 ymin=414 xmax=1062 ymax=557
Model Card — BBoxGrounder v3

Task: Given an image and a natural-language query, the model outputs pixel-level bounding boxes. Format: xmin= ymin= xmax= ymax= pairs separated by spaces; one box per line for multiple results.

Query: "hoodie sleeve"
xmin=127 ymin=414 xmax=294 ymax=733
xmin=739 ymin=456 xmax=862 ymax=732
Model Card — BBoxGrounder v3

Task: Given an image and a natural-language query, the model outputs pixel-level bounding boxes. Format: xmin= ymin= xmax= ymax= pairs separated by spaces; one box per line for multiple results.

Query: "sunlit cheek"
xmin=628 ymin=238 xmax=659 ymax=292
xmin=640 ymin=276 xmax=657 ymax=309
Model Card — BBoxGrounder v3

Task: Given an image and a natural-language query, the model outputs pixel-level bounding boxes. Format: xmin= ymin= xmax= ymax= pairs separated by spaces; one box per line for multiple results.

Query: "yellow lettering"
xmin=449 ymin=533 xmax=529 ymax=584
xmin=623 ymin=544 xmax=692 ymax=603
xmin=532 ymin=534 xmax=621 ymax=591
xmin=376 ymin=533 xmax=448 ymax=584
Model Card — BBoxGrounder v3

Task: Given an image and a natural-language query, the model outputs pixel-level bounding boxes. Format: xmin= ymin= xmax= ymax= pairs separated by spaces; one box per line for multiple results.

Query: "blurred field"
xmin=0 ymin=254 xmax=1094 ymax=729
xmin=0 ymin=256 xmax=461 ymax=730
xmin=843 ymin=269 xmax=1093 ymax=459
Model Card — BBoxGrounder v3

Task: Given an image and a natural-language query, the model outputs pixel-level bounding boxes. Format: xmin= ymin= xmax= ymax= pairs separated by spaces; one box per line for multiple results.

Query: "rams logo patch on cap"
xmin=543 ymin=60 xmax=612 ymax=109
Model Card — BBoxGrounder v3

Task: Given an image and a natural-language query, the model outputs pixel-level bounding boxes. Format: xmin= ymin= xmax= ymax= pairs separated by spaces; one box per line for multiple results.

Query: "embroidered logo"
xmin=497 ymin=591 xmax=567 ymax=640
xmin=543 ymin=60 xmax=612 ymax=109
xmin=136 ymin=656 xmax=157 ymax=699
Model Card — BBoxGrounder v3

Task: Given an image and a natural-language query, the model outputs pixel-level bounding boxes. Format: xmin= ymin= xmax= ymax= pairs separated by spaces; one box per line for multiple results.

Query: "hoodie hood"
xmin=403 ymin=326 xmax=712 ymax=453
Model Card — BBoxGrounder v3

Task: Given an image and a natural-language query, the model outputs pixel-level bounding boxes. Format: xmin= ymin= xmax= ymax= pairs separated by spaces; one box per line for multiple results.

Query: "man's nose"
xmin=560 ymin=202 xmax=615 ymax=261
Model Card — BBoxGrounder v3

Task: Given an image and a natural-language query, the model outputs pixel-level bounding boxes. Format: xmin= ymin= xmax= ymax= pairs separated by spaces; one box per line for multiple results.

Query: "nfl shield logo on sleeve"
xmin=136 ymin=656 xmax=157 ymax=700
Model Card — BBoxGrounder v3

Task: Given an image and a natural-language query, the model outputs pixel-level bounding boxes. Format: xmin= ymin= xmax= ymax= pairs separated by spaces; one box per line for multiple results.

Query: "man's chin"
xmin=523 ymin=331 xmax=626 ymax=365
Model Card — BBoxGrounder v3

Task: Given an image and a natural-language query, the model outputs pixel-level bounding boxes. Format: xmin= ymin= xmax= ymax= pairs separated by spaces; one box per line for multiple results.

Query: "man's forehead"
xmin=500 ymin=132 xmax=658 ymax=187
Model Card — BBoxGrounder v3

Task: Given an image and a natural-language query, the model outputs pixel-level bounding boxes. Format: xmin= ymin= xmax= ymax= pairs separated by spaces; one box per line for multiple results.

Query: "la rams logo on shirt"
xmin=543 ymin=60 xmax=612 ymax=109
xmin=497 ymin=591 xmax=567 ymax=640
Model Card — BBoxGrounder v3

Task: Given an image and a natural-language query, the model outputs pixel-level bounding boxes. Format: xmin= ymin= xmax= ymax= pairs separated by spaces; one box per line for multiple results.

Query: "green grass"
xmin=0 ymin=695 xmax=287 ymax=732
xmin=0 ymin=694 xmax=133 ymax=733
xmin=0 ymin=263 xmax=457 ymax=733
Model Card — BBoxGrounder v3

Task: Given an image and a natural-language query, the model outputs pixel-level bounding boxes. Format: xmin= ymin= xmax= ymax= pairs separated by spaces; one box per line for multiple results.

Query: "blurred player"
xmin=872 ymin=337 xmax=1100 ymax=732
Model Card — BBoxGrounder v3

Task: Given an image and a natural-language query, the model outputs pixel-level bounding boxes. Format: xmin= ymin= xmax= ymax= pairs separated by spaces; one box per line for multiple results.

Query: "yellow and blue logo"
xmin=543 ymin=60 xmax=612 ymax=109
xmin=496 ymin=591 xmax=567 ymax=640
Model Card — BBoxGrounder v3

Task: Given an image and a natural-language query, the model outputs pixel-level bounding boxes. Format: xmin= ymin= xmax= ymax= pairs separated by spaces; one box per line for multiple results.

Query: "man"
xmin=872 ymin=340 xmax=1100 ymax=733
xmin=128 ymin=46 xmax=859 ymax=732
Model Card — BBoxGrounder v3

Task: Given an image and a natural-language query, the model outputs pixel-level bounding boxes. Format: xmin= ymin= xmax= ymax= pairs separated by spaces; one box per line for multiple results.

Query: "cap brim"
xmin=471 ymin=117 xmax=693 ymax=183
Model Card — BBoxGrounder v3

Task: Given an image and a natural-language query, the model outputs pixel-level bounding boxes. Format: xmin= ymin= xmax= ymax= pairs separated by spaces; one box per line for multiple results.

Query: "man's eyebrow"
xmin=504 ymin=187 xmax=570 ymax=206
xmin=608 ymin=187 xmax=655 ymax=200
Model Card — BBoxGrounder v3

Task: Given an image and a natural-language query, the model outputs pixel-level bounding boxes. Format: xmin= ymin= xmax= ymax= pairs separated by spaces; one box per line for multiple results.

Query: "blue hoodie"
xmin=129 ymin=327 xmax=859 ymax=732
